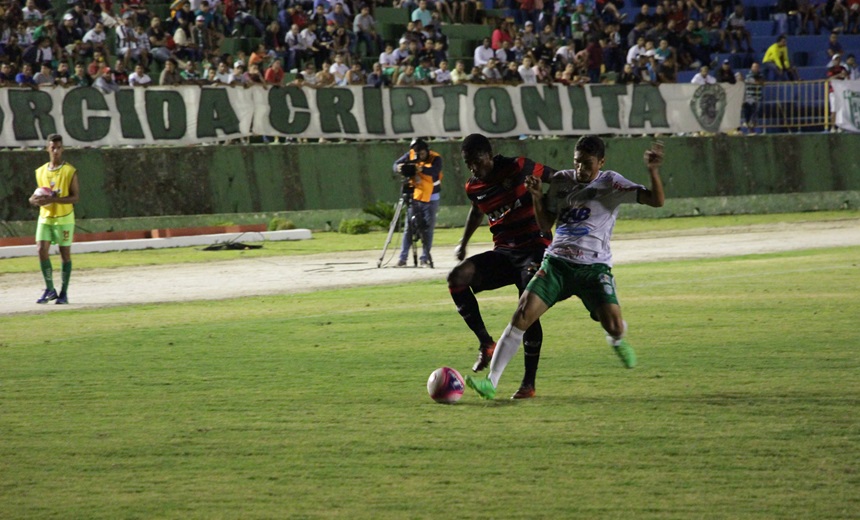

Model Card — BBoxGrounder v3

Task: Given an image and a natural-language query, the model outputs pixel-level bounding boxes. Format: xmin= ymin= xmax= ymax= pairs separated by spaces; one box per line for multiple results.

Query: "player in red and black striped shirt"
xmin=447 ymin=133 xmax=559 ymax=400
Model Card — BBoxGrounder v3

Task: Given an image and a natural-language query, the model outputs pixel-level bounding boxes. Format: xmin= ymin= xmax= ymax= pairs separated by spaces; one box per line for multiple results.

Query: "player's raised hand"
xmin=645 ymin=141 xmax=664 ymax=168
xmin=524 ymin=175 xmax=542 ymax=198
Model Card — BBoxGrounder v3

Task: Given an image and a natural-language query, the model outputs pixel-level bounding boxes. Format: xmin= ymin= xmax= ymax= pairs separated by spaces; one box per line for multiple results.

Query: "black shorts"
xmin=468 ymin=247 xmax=546 ymax=295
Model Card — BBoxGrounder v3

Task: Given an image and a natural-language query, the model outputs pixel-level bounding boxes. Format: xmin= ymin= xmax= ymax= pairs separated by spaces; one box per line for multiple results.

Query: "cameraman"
xmin=393 ymin=138 xmax=443 ymax=267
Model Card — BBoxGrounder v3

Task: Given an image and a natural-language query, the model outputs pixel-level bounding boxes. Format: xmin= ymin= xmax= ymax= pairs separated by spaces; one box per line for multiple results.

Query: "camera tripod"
xmin=376 ymin=181 xmax=432 ymax=268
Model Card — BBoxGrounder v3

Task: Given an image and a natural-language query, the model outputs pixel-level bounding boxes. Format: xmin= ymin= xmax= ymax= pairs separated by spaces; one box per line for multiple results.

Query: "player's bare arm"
xmin=637 ymin=142 xmax=665 ymax=208
xmin=455 ymin=202 xmax=485 ymax=260
xmin=525 ymin=175 xmax=555 ymax=233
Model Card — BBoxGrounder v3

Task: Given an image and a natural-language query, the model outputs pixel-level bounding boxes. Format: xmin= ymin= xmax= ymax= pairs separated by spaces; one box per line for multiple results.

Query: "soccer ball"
xmin=426 ymin=367 xmax=465 ymax=404
xmin=33 ymin=187 xmax=53 ymax=197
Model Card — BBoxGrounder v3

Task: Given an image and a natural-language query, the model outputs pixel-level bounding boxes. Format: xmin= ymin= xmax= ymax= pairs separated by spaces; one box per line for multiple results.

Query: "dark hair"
xmin=410 ymin=138 xmax=429 ymax=152
xmin=575 ymin=135 xmax=605 ymax=159
xmin=461 ymin=133 xmax=492 ymax=156
xmin=47 ymin=134 xmax=63 ymax=143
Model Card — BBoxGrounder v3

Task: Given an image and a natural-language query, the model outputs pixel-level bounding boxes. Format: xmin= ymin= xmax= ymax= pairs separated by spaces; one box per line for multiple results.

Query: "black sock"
xmin=449 ymin=285 xmax=494 ymax=346
xmin=522 ymin=320 xmax=543 ymax=386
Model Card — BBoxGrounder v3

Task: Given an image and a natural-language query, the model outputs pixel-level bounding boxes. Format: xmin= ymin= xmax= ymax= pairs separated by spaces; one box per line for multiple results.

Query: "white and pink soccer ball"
xmin=33 ymin=187 xmax=53 ymax=198
xmin=427 ymin=367 xmax=465 ymax=404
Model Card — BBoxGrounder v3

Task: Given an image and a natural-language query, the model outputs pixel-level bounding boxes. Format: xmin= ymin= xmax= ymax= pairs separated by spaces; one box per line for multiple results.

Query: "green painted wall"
xmin=2 ymin=134 xmax=858 ymax=223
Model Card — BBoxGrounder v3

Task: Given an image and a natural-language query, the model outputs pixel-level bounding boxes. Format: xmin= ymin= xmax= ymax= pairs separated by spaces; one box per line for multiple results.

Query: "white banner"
xmin=832 ymin=80 xmax=860 ymax=133
xmin=0 ymin=83 xmax=744 ymax=147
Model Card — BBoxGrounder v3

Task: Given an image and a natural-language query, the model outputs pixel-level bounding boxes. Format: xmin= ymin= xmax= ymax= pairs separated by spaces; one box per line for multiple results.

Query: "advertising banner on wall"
xmin=831 ymin=80 xmax=860 ymax=133
xmin=0 ymin=83 xmax=743 ymax=147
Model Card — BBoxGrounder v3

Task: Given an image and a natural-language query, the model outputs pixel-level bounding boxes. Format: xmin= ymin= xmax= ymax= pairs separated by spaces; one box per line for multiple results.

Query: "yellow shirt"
xmin=762 ymin=43 xmax=790 ymax=70
xmin=36 ymin=162 xmax=76 ymax=224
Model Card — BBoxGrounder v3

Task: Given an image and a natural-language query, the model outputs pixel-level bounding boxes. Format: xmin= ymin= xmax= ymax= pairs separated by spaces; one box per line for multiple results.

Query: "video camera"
xmin=398 ymin=138 xmax=430 ymax=179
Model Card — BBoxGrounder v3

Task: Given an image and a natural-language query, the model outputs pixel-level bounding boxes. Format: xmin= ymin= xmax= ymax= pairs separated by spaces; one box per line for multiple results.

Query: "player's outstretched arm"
xmin=638 ymin=143 xmax=665 ymax=208
xmin=455 ymin=203 xmax=484 ymax=260
xmin=525 ymin=175 xmax=555 ymax=232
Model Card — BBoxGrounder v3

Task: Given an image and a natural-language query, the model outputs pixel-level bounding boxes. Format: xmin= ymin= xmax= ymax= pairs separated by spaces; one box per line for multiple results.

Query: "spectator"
xmin=725 ymin=4 xmax=753 ymax=53
xmin=57 ymin=13 xmax=85 ymax=61
xmin=329 ymin=52 xmax=349 ymax=84
xmin=618 ymin=62 xmax=639 ymax=84
xmin=482 ymin=57 xmax=503 ymax=84
xmin=627 ymin=35 xmax=647 ymax=66
xmin=518 ymin=55 xmax=537 ymax=83
xmin=411 ymin=0 xmax=433 ymax=27
xmin=742 ymin=62 xmax=765 ymax=132
xmin=520 ymin=20 xmax=538 ymax=50
xmin=473 ymin=37 xmax=494 ymax=68
xmin=160 ymin=58 xmax=184 ymax=85
xmin=827 ymin=53 xmax=849 ymax=129
xmin=415 ymin=55 xmax=435 ymax=83
xmin=93 ymin=61 xmax=120 ymax=93
xmin=634 ymin=53 xmax=655 ymax=84
xmin=364 ymin=62 xmax=384 ymax=87
xmin=656 ymin=55 xmax=678 ymax=83
xmin=845 ymin=54 xmax=860 ymax=79
xmin=33 ymin=62 xmax=55 ymax=86
xmin=227 ymin=62 xmax=247 ymax=85
xmin=346 ymin=62 xmax=366 ymax=85
xmin=244 ymin=62 xmax=266 ymax=86
xmin=315 ymin=60 xmax=336 ymax=87
xmin=128 ymin=63 xmax=152 ymax=86
xmin=15 ymin=63 xmax=37 ymax=88
xmin=147 ymin=17 xmax=172 ymax=64
xmin=491 ymin=19 xmax=514 ymax=50
xmin=397 ymin=63 xmax=418 ymax=85
xmin=534 ymin=57 xmax=553 ymax=84
xmin=265 ymin=58 xmax=285 ymax=85
xmin=68 ymin=62 xmax=89 ymax=86
xmin=353 ymin=4 xmax=382 ymax=56
xmin=690 ymin=64 xmax=716 ymax=84
xmin=502 ymin=60 xmax=521 ymax=84
xmin=434 ymin=59 xmax=452 ymax=84
xmin=584 ymin=35 xmax=603 ymax=83
xmin=112 ymin=59 xmax=130 ymax=85
xmin=716 ymin=59 xmax=736 ymax=83
xmin=762 ymin=34 xmax=798 ymax=80
xmin=213 ymin=60 xmax=232 ymax=83
xmin=451 ymin=59 xmax=469 ymax=84
xmin=116 ymin=11 xmax=140 ymax=68
xmin=797 ymin=0 xmax=823 ymax=35
xmin=827 ymin=31 xmax=844 ymax=58
xmin=54 ymin=62 xmax=72 ymax=87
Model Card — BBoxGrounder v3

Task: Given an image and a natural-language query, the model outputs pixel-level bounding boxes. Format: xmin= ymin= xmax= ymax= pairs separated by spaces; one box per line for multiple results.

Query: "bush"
xmin=338 ymin=218 xmax=371 ymax=234
xmin=268 ymin=217 xmax=296 ymax=231
xmin=362 ymin=200 xmax=395 ymax=228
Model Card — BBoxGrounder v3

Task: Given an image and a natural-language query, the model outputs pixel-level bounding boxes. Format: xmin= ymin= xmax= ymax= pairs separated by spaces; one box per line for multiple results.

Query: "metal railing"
xmin=759 ymin=80 xmax=831 ymax=133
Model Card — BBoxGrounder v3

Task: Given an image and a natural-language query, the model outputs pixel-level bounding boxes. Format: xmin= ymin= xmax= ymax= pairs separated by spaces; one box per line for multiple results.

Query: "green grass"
xmin=1 ymin=210 xmax=858 ymax=274
xmin=2 ymin=247 xmax=859 ymax=518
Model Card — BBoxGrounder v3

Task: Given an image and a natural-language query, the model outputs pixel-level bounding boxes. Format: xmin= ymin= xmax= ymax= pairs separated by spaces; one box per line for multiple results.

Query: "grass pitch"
xmin=1 ymin=244 xmax=859 ymax=518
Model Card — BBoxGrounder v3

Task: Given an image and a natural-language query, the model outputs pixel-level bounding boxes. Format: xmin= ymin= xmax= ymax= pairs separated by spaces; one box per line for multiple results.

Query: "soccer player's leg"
xmin=585 ymin=267 xmax=636 ymax=369
xmin=35 ymin=225 xmax=57 ymax=303
xmin=513 ymin=253 xmax=546 ymax=399
xmin=448 ymin=251 xmax=516 ymax=372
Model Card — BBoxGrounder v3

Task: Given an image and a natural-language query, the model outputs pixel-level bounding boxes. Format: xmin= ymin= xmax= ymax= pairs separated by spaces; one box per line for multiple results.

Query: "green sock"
xmin=40 ymin=258 xmax=54 ymax=291
xmin=61 ymin=261 xmax=72 ymax=294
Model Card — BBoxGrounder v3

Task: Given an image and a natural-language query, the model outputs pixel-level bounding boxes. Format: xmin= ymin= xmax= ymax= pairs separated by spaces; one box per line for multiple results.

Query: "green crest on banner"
xmin=689 ymin=84 xmax=727 ymax=133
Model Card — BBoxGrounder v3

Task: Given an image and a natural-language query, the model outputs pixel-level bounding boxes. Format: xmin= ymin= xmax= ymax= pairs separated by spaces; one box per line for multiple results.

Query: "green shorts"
xmin=36 ymin=222 xmax=75 ymax=246
xmin=526 ymin=255 xmax=619 ymax=321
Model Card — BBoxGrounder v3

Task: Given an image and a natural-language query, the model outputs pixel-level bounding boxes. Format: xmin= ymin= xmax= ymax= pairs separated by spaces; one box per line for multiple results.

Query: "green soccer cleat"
xmin=466 ymin=375 xmax=496 ymax=400
xmin=613 ymin=339 xmax=637 ymax=369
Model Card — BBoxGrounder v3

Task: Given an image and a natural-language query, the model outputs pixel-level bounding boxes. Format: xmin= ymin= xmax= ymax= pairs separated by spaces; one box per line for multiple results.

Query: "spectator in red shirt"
xmin=265 ymin=58 xmax=285 ymax=85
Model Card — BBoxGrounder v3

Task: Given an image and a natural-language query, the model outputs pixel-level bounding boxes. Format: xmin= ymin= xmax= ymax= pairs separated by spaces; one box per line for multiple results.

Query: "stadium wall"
xmin=1 ymin=134 xmax=858 ymax=230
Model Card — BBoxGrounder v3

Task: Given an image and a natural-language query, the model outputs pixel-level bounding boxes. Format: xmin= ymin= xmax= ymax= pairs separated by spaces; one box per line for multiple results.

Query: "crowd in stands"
xmin=0 ymin=0 xmax=858 ymax=93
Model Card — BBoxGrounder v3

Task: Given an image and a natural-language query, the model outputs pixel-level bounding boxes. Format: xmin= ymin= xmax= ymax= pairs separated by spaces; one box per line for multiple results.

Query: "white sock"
xmin=488 ymin=324 xmax=525 ymax=387
xmin=605 ymin=320 xmax=628 ymax=347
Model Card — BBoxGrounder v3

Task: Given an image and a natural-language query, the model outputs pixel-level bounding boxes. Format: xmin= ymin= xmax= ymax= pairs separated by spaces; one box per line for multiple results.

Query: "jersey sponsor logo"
xmin=486 ymin=198 xmax=522 ymax=223
xmin=556 ymin=207 xmax=591 ymax=237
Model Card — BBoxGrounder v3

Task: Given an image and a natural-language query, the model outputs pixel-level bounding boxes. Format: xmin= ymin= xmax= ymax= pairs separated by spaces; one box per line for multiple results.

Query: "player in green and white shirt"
xmin=467 ymin=135 xmax=665 ymax=399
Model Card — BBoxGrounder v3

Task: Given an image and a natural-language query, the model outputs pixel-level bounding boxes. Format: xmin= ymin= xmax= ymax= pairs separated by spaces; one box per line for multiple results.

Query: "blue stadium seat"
xmin=746 ymin=20 xmax=776 ymax=37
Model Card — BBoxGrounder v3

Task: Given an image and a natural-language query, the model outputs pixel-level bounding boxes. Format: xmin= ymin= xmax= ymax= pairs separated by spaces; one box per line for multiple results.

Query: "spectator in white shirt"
xmin=473 ymin=37 xmax=494 ymax=68
xmin=482 ymin=57 xmax=502 ymax=84
xmin=128 ymin=64 xmax=152 ymax=86
xmin=213 ymin=60 xmax=232 ymax=83
xmin=518 ymin=56 xmax=537 ymax=84
xmin=691 ymin=65 xmax=716 ymax=85
xmin=434 ymin=60 xmax=452 ymax=84
xmin=329 ymin=53 xmax=350 ymax=85
xmin=626 ymin=36 xmax=647 ymax=66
